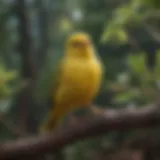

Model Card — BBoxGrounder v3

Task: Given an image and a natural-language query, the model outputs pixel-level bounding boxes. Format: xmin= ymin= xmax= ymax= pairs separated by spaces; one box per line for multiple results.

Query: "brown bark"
xmin=15 ymin=0 xmax=36 ymax=133
xmin=0 ymin=105 xmax=160 ymax=159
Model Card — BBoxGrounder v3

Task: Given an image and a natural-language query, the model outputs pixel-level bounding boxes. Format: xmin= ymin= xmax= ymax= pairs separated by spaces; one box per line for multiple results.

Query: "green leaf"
xmin=114 ymin=5 xmax=134 ymax=26
xmin=59 ymin=16 xmax=73 ymax=33
xmin=127 ymin=53 xmax=147 ymax=75
xmin=113 ymin=91 xmax=135 ymax=103
xmin=127 ymin=52 xmax=153 ymax=86
xmin=100 ymin=24 xmax=128 ymax=44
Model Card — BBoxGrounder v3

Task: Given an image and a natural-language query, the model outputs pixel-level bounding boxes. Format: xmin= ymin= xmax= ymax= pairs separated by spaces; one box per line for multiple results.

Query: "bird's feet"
xmin=89 ymin=105 xmax=105 ymax=116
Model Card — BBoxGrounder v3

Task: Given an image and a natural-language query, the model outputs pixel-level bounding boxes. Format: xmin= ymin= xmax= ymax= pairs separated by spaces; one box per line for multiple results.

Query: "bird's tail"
xmin=39 ymin=105 xmax=66 ymax=133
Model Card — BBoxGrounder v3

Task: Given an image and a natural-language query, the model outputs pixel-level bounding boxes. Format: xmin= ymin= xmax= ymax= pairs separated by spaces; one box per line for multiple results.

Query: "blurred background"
xmin=0 ymin=0 xmax=160 ymax=159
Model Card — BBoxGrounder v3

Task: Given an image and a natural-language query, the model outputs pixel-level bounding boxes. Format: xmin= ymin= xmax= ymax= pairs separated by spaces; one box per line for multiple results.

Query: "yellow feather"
xmin=40 ymin=32 xmax=103 ymax=133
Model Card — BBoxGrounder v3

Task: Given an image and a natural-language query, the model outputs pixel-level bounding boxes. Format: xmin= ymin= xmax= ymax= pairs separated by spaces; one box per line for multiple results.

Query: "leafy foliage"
xmin=0 ymin=0 xmax=160 ymax=159
xmin=0 ymin=62 xmax=17 ymax=99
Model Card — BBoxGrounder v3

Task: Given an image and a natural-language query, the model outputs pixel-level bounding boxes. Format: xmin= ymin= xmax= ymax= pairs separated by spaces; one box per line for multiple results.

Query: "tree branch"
xmin=14 ymin=0 xmax=36 ymax=133
xmin=0 ymin=105 xmax=160 ymax=159
xmin=36 ymin=0 xmax=49 ymax=68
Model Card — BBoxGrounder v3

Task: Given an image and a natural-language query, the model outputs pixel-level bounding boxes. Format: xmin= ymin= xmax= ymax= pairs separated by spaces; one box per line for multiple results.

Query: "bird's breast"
xmin=62 ymin=58 xmax=102 ymax=103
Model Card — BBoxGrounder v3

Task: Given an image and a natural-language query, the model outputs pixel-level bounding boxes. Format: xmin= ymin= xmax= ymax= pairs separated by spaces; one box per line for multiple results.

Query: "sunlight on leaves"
xmin=113 ymin=90 xmax=135 ymax=104
xmin=117 ymin=72 xmax=130 ymax=85
xmin=0 ymin=62 xmax=17 ymax=99
xmin=114 ymin=5 xmax=136 ymax=26
xmin=100 ymin=23 xmax=128 ymax=44
xmin=127 ymin=53 xmax=148 ymax=77
xmin=59 ymin=16 xmax=73 ymax=33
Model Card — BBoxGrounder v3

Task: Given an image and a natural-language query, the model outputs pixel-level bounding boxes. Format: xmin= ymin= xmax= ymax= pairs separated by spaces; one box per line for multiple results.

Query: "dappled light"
xmin=0 ymin=0 xmax=159 ymax=159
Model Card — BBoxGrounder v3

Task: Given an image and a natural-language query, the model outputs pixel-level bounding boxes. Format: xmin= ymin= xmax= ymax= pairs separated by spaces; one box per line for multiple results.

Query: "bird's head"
xmin=65 ymin=32 xmax=95 ymax=59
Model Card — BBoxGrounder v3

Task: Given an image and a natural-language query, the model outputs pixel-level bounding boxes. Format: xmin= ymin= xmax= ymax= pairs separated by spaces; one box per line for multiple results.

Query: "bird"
xmin=40 ymin=32 xmax=103 ymax=133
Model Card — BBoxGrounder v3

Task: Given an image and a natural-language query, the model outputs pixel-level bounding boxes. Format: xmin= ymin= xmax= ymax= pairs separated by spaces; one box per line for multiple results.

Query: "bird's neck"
xmin=65 ymin=48 xmax=96 ymax=60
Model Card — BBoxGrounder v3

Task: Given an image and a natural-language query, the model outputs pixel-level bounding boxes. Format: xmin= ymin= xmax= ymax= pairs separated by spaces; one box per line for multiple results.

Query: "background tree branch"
xmin=0 ymin=105 xmax=160 ymax=159
xmin=13 ymin=0 xmax=36 ymax=134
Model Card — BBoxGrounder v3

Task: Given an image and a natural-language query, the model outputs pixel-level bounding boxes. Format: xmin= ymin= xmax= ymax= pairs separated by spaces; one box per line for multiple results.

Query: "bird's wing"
xmin=48 ymin=61 xmax=64 ymax=107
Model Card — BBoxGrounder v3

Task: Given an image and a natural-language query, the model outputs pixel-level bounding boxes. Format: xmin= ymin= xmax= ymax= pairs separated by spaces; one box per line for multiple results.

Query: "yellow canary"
xmin=40 ymin=32 xmax=103 ymax=133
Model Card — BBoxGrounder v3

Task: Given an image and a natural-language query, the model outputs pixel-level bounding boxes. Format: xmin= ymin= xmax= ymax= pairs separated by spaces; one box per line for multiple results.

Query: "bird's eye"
xmin=71 ymin=40 xmax=91 ymax=48
xmin=72 ymin=41 xmax=80 ymax=48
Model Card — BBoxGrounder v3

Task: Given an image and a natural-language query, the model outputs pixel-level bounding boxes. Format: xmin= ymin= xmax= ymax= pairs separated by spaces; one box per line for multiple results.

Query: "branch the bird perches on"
xmin=0 ymin=105 xmax=160 ymax=159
